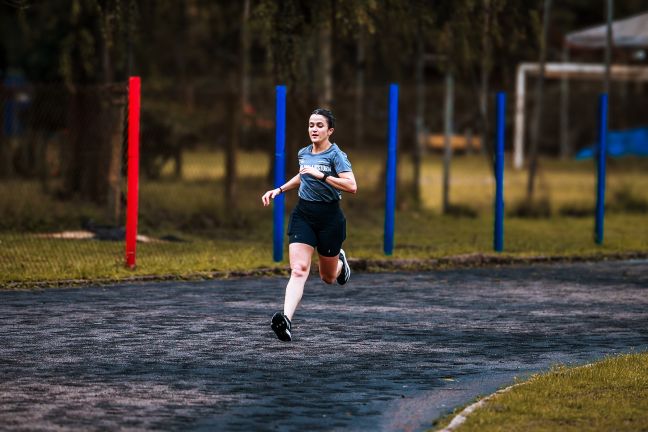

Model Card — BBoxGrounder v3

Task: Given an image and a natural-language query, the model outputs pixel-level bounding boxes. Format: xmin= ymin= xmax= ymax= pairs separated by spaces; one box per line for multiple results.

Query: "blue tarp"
xmin=575 ymin=126 xmax=648 ymax=159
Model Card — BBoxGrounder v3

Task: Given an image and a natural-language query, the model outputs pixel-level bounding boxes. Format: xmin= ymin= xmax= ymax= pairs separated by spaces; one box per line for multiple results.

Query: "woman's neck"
xmin=311 ymin=140 xmax=332 ymax=153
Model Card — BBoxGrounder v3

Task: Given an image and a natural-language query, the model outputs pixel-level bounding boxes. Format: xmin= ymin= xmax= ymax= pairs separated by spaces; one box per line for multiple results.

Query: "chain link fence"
xmin=0 ymin=82 xmax=129 ymax=280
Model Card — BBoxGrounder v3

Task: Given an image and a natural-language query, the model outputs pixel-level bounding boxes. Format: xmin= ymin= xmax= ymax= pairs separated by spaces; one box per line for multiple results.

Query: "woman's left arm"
xmin=327 ymin=171 xmax=357 ymax=194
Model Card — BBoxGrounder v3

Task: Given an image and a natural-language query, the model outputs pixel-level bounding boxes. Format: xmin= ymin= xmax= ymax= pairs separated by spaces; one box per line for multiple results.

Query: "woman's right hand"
xmin=261 ymin=188 xmax=281 ymax=206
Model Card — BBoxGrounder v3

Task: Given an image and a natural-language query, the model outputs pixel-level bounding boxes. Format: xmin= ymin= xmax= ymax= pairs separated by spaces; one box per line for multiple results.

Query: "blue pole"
xmin=595 ymin=93 xmax=608 ymax=245
xmin=494 ymin=92 xmax=506 ymax=252
xmin=384 ymin=83 xmax=399 ymax=256
xmin=273 ymin=85 xmax=287 ymax=261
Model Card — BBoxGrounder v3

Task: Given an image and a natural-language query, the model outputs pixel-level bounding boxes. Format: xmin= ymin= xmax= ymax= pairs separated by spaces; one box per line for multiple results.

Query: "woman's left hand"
xmin=261 ymin=188 xmax=281 ymax=206
xmin=300 ymin=167 xmax=323 ymax=179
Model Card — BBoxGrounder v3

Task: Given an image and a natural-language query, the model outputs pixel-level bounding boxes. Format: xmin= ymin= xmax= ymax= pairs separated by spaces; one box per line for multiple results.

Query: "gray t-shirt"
xmin=297 ymin=143 xmax=353 ymax=202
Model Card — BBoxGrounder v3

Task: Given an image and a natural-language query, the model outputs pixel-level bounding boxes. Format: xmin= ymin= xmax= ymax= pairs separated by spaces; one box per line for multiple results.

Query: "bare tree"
xmin=604 ymin=0 xmax=614 ymax=94
xmin=479 ymin=0 xmax=494 ymax=168
xmin=442 ymin=70 xmax=454 ymax=214
xmin=412 ymin=22 xmax=425 ymax=209
xmin=53 ymin=1 xmax=131 ymax=223
xmin=225 ymin=0 xmax=251 ymax=212
xmin=526 ymin=0 xmax=552 ymax=201
xmin=354 ymin=29 xmax=366 ymax=149
xmin=319 ymin=0 xmax=334 ymax=108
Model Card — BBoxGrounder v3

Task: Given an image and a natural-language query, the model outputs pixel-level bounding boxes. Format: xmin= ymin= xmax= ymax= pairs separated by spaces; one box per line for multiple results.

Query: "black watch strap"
xmin=321 ymin=173 xmax=329 ymax=182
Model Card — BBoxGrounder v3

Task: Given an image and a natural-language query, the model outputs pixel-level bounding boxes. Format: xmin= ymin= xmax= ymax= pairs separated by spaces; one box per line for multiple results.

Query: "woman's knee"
xmin=290 ymin=261 xmax=310 ymax=279
xmin=320 ymin=274 xmax=336 ymax=284
xmin=320 ymin=269 xmax=337 ymax=284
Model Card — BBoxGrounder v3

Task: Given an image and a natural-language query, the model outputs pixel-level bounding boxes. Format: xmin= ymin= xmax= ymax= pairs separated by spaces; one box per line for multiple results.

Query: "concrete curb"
xmin=436 ymin=362 xmax=598 ymax=431
xmin=437 ymin=382 xmax=524 ymax=432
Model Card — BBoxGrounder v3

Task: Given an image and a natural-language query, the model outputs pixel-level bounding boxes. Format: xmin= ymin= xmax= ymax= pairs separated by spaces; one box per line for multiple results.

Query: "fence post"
xmin=595 ymin=93 xmax=608 ymax=245
xmin=273 ymin=85 xmax=287 ymax=262
xmin=384 ymin=83 xmax=399 ymax=256
xmin=494 ymin=92 xmax=506 ymax=252
xmin=125 ymin=76 xmax=141 ymax=269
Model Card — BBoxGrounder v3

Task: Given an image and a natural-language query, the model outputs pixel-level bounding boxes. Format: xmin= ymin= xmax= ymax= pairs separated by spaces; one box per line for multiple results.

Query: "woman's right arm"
xmin=261 ymin=174 xmax=301 ymax=206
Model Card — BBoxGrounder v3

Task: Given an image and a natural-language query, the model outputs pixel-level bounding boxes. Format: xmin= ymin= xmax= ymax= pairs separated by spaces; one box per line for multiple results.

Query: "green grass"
xmin=160 ymin=149 xmax=270 ymax=180
xmin=433 ymin=352 xmax=648 ymax=432
xmin=1 ymin=211 xmax=647 ymax=285
xmin=1 ymin=151 xmax=647 ymax=285
xmin=0 ymin=233 xmax=273 ymax=283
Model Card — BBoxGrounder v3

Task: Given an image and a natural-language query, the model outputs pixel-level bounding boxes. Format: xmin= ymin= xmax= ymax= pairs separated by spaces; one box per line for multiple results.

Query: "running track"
xmin=1 ymin=260 xmax=647 ymax=431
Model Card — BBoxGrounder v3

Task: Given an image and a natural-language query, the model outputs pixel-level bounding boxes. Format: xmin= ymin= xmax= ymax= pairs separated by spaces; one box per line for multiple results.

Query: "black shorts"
xmin=288 ymin=198 xmax=346 ymax=257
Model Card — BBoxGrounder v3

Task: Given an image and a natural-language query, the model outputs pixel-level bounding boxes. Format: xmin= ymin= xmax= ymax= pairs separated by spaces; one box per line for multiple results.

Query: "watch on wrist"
xmin=321 ymin=173 xmax=329 ymax=182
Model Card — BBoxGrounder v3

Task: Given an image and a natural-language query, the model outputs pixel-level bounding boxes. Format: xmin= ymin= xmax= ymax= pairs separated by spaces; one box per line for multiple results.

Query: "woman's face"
xmin=308 ymin=114 xmax=333 ymax=144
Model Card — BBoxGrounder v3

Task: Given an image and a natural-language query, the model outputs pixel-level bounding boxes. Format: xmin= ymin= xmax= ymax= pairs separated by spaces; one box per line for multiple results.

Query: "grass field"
xmin=0 ymin=151 xmax=647 ymax=284
xmin=433 ymin=352 xmax=648 ymax=432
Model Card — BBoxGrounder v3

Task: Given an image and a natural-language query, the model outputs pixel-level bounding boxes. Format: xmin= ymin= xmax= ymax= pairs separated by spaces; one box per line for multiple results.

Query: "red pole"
xmin=125 ymin=76 xmax=141 ymax=269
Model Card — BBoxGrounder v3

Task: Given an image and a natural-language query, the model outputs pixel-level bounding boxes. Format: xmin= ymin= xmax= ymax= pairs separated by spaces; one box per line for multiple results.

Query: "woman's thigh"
xmin=315 ymin=211 xmax=346 ymax=257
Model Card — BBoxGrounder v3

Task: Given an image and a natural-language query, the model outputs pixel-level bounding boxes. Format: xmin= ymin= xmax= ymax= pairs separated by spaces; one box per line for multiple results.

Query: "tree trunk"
xmin=442 ymin=71 xmax=454 ymax=214
xmin=465 ymin=128 xmax=474 ymax=155
xmin=64 ymin=87 xmax=121 ymax=208
xmin=106 ymin=97 xmax=125 ymax=225
xmin=225 ymin=0 xmax=251 ymax=213
xmin=479 ymin=0 xmax=495 ymax=175
xmin=265 ymin=38 xmax=275 ymax=185
xmin=101 ymin=13 xmax=124 ymax=224
xmin=0 ymin=139 xmax=12 ymax=179
xmin=319 ymin=4 xmax=334 ymax=108
xmin=604 ymin=0 xmax=614 ymax=94
xmin=61 ymin=13 xmax=121 ymax=209
xmin=412 ymin=25 xmax=425 ymax=209
xmin=559 ymin=45 xmax=570 ymax=160
xmin=240 ymin=0 xmax=251 ymax=150
xmin=225 ymin=92 xmax=239 ymax=210
xmin=0 ymin=84 xmax=19 ymax=178
xmin=268 ymin=0 xmax=299 ymax=185
xmin=173 ymin=1 xmax=192 ymax=180
xmin=174 ymin=150 xmax=182 ymax=178
xmin=354 ymin=29 xmax=366 ymax=148
xmin=526 ymin=0 xmax=552 ymax=201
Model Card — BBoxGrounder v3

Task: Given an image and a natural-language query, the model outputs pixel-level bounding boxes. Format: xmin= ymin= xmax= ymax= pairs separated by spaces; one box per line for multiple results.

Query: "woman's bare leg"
xmin=318 ymin=253 xmax=343 ymax=284
xmin=283 ymin=243 xmax=314 ymax=321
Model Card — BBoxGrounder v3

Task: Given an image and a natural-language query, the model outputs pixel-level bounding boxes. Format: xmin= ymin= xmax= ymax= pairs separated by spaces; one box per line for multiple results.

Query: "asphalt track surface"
xmin=1 ymin=260 xmax=647 ymax=432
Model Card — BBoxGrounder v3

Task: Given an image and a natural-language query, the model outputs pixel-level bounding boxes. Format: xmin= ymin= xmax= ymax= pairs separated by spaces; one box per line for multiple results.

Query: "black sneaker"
xmin=271 ymin=312 xmax=292 ymax=342
xmin=337 ymin=249 xmax=351 ymax=285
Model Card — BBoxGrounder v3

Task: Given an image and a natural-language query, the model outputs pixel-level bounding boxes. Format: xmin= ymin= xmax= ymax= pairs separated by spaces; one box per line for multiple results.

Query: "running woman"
xmin=261 ymin=108 xmax=357 ymax=342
